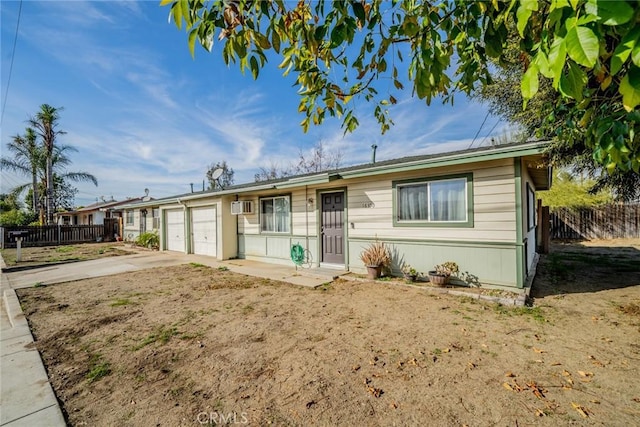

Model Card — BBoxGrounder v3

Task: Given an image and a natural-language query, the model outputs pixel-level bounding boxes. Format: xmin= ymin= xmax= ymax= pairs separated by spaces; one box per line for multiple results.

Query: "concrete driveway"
xmin=4 ymin=251 xmax=196 ymax=290
xmin=4 ymin=250 xmax=338 ymax=290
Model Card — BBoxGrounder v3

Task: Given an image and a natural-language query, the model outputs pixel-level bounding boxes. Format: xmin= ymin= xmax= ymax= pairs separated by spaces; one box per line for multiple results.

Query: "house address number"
xmin=362 ymin=202 xmax=375 ymax=208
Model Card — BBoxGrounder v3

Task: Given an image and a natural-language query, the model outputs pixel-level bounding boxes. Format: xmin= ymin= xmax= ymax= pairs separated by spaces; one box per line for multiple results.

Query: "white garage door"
xmin=191 ymin=206 xmax=217 ymax=257
xmin=165 ymin=209 xmax=185 ymax=252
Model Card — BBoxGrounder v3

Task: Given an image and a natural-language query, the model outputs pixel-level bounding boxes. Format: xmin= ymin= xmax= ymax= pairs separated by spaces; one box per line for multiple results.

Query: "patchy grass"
xmin=110 ymin=298 xmax=135 ymax=307
xmin=494 ymin=304 xmax=547 ymax=323
xmin=189 ymin=262 xmax=207 ymax=268
xmin=1 ymin=242 xmax=130 ymax=267
xmin=217 ymin=266 xmax=229 ymax=271
xmin=133 ymin=325 xmax=179 ymax=350
xmin=86 ymin=353 xmax=111 ymax=383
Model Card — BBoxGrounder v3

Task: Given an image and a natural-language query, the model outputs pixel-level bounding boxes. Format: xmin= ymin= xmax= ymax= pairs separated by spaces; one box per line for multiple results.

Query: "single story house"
xmin=122 ymin=203 xmax=161 ymax=241
xmin=55 ymin=198 xmax=138 ymax=226
xmin=120 ymin=141 xmax=551 ymax=290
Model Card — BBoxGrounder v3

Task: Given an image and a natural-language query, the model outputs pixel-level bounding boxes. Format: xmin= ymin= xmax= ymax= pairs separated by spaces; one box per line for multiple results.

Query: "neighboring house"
xmin=119 ymin=141 xmax=551 ymax=290
xmin=55 ymin=199 xmax=137 ymax=226
xmin=122 ymin=202 xmax=161 ymax=241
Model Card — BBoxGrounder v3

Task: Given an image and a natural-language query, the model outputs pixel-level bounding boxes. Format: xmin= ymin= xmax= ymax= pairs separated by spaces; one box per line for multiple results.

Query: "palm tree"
xmin=28 ymin=104 xmax=66 ymax=224
xmin=1 ymin=140 xmax=97 ymax=223
xmin=0 ymin=128 xmax=42 ymax=214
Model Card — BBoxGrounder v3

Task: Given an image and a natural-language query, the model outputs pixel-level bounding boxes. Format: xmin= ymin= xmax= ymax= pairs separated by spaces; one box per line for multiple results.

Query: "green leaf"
xmin=521 ymin=63 xmax=539 ymax=101
xmin=330 ymin=23 xmax=347 ymax=48
xmin=585 ymin=0 xmax=634 ymax=26
xmin=550 ymin=0 xmax=570 ymax=13
xmin=171 ymin=1 xmax=183 ymax=30
xmin=548 ymin=37 xmax=567 ymax=87
xmin=559 ymin=61 xmax=587 ymax=101
xmin=402 ymin=16 xmax=419 ymax=38
xmin=484 ymin=26 xmax=503 ymax=58
xmin=249 ymin=56 xmax=259 ymax=80
xmin=620 ymin=67 xmax=640 ymax=111
xmin=534 ymin=51 xmax=551 ymax=78
xmin=566 ymin=26 xmax=599 ymax=67
xmin=271 ymin=30 xmax=281 ymax=54
xmin=159 ymin=0 xmax=173 ymax=6
xmin=254 ymin=32 xmax=271 ymax=50
xmin=352 ymin=2 xmax=366 ymax=23
xmin=516 ymin=0 xmax=538 ymax=37
xmin=633 ymin=43 xmax=640 ymax=67
xmin=188 ymin=29 xmax=197 ymax=58
xmin=610 ymin=27 xmax=640 ymax=75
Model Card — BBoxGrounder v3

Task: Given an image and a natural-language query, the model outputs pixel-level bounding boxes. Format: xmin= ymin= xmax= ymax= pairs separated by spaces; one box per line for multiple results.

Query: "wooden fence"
xmin=550 ymin=204 xmax=640 ymax=240
xmin=1 ymin=224 xmax=115 ymax=248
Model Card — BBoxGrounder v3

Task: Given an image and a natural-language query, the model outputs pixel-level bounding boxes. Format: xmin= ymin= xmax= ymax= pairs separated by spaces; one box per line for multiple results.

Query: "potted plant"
xmin=428 ymin=261 xmax=459 ymax=287
xmin=359 ymin=240 xmax=391 ymax=279
xmin=401 ymin=263 xmax=418 ymax=282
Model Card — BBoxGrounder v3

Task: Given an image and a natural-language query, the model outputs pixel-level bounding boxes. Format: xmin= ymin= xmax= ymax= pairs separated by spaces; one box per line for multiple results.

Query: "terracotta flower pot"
xmin=366 ymin=265 xmax=382 ymax=280
xmin=428 ymin=271 xmax=450 ymax=287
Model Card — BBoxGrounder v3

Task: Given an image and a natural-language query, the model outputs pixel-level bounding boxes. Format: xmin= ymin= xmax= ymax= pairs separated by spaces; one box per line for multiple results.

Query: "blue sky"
xmin=1 ymin=1 xmax=507 ymax=206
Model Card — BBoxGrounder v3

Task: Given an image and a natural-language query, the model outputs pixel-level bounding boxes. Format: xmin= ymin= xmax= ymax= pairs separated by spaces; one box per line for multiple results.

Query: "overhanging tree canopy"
xmin=164 ymin=0 xmax=640 ymax=175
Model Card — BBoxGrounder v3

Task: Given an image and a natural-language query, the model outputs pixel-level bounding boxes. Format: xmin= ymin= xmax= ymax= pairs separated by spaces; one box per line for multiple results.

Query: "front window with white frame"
xmin=260 ymin=196 xmax=290 ymax=233
xmin=126 ymin=210 xmax=134 ymax=226
xmin=395 ymin=175 xmax=471 ymax=225
xmin=152 ymin=208 xmax=160 ymax=229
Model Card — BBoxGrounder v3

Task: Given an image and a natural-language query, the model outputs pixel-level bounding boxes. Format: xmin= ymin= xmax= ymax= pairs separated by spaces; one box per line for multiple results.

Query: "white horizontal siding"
xmin=239 ymin=158 xmax=516 ymax=243
xmin=346 ymin=159 xmax=516 ymax=242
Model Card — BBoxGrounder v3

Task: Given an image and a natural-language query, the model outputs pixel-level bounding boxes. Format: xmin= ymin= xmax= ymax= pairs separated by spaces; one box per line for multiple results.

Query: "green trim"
xmin=514 ymin=158 xmax=524 ymax=288
xmin=316 ymin=187 xmax=348 ymax=266
xmin=258 ymin=193 xmax=292 ymax=235
xmin=341 ymin=141 xmax=548 ymax=180
xmin=392 ymin=173 xmax=474 ymax=228
xmin=185 ymin=207 xmax=192 ymax=253
xmin=526 ymin=183 xmax=538 ymax=232
xmin=348 ymin=236 xmax=517 ymax=248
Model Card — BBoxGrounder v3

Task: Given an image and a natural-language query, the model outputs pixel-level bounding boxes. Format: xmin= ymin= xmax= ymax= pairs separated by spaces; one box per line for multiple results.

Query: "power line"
xmin=467 ymin=110 xmax=490 ymax=149
xmin=1 ymin=0 xmax=23 ymax=125
xmin=479 ymin=119 xmax=502 ymax=147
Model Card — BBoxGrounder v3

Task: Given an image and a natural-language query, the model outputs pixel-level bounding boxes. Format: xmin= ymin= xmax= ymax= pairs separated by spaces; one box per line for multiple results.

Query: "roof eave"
xmin=340 ymin=141 xmax=550 ymax=179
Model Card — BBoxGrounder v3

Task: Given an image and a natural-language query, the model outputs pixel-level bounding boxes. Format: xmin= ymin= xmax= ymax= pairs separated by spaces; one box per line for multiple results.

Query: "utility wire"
xmin=1 ymin=0 xmax=23 ymax=126
xmin=479 ymin=119 xmax=502 ymax=147
xmin=467 ymin=110 xmax=490 ymax=149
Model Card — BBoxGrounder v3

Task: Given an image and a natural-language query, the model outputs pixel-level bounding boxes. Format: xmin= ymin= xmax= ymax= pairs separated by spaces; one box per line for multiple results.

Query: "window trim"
xmin=152 ymin=208 xmax=160 ymax=229
xmin=526 ymin=183 xmax=536 ymax=231
xmin=259 ymin=194 xmax=292 ymax=234
xmin=125 ymin=210 xmax=134 ymax=226
xmin=392 ymin=173 xmax=474 ymax=228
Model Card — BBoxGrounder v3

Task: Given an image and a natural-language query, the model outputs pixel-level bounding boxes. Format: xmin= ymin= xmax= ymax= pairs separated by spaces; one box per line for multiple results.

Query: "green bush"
xmin=136 ymin=231 xmax=159 ymax=249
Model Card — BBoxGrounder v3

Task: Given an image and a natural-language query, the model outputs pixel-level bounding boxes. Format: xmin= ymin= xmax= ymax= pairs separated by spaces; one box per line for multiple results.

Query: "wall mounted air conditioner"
xmin=231 ymin=201 xmax=254 ymax=215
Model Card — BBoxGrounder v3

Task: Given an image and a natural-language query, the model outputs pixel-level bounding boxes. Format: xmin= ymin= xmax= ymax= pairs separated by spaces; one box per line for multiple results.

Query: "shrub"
xmin=136 ymin=231 xmax=159 ymax=249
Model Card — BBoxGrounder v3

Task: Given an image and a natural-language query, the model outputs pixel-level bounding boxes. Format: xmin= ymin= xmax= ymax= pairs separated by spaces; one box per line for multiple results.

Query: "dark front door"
xmin=321 ymin=192 xmax=345 ymax=264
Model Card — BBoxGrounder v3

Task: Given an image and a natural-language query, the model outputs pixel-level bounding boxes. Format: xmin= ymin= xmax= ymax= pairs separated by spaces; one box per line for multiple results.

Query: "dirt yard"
xmin=17 ymin=240 xmax=640 ymax=426
xmin=1 ymin=242 xmax=130 ymax=268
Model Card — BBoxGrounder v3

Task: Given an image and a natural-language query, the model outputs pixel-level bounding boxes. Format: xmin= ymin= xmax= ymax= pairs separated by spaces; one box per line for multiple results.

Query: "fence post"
xmin=58 ymin=224 xmax=61 ymax=245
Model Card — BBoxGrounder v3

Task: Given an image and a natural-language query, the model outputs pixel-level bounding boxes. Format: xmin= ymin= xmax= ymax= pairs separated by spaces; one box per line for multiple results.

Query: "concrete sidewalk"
xmin=1 ymin=250 xmax=341 ymax=426
xmin=1 ymin=272 xmax=66 ymax=426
